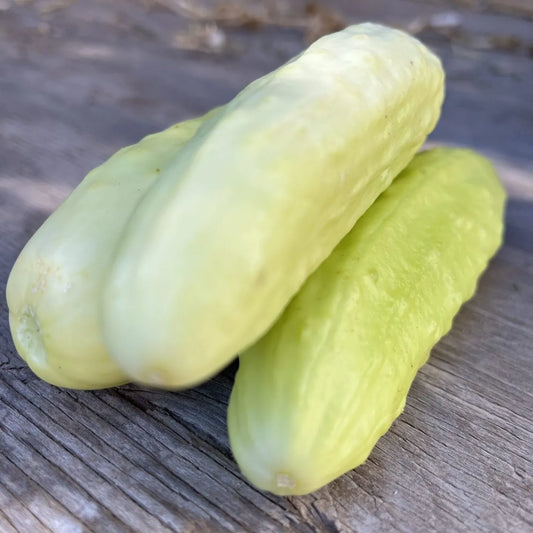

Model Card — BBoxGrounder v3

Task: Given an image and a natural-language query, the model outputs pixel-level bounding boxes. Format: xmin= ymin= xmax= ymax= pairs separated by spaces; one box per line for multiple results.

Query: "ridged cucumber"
xmin=228 ymin=148 xmax=505 ymax=495
xmin=102 ymin=23 xmax=445 ymax=388
xmin=6 ymin=111 xmax=216 ymax=389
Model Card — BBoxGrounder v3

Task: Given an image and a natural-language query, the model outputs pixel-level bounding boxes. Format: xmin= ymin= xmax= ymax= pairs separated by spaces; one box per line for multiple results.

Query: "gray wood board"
xmin=1 ymin=1 xmax=532 ymax=531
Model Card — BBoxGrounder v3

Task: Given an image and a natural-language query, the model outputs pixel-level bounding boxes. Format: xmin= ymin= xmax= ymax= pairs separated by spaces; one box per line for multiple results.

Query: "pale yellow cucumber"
xmin=228 ymin=148 xmax=505 ymax=495
xmin=102 ymin=23 xmax=445 ymax=388
xmin=6 ymin=111 xmax=217 ymax=389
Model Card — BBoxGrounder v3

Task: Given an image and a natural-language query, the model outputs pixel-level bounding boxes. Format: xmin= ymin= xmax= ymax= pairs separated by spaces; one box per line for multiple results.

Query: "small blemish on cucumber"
xmin=276 ymin=473 xmax=296 ymax=489
xmin=17 ymin=306 xmax=47 ymax=367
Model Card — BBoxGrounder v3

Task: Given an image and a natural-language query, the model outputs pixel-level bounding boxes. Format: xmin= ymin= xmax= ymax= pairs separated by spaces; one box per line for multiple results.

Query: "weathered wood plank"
xmin=1 ymin=1 xmax=532 ymax=532
xmin=0 ymin=510 xmax=18 ymax=533
xmin=0 ymin=378 xmax=174 ymax=532
xmin=0 ymin=479 xmax=51 ymax=533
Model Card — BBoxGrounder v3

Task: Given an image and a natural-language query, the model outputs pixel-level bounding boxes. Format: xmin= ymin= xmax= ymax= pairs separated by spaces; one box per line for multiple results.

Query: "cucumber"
xmin=228 ymin=148 xmax=506 ymax=496
xmin=102 ymin=23 xmax=445 ymax=388
xmin=6 ymin=111 xmax=216 ymax=389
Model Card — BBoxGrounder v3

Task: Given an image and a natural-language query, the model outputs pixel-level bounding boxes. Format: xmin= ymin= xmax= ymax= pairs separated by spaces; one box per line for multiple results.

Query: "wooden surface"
xmin=1 ymin=1 xmax=532 ymax=531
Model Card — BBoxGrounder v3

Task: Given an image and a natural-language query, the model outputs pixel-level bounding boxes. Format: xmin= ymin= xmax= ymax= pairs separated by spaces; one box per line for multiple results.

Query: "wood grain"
xmin=1 ymin=1 xmax=532 ymax=531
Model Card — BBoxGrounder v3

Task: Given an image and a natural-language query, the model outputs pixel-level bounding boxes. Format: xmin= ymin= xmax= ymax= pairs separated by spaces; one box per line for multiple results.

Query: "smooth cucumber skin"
xmin=102 ymin=23 xmax=445 ymax=389
xmin=228 ymin=148 xmax=506 ymax=496
xmin=6 ymin=111 xmax=215 ymax=389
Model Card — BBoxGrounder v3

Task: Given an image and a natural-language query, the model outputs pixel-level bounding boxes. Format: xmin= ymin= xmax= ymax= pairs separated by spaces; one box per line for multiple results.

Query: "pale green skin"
xmin=102 ymin=23 xmax=445 ymax=389
xmin=228 ymin=148 xmax=506 ymax=496
xmin=6 ymin=111 xmax=216 ymax=389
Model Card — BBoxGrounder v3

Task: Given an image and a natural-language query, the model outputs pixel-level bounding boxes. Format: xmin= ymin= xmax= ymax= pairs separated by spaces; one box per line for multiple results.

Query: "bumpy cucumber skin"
xmin=228 ymin=148 xmax=506 ymax=496
xmin=6 ymin=111 xmax=215 ymax=389
xmin=102 ymin=23 xmax=445 ymax=389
